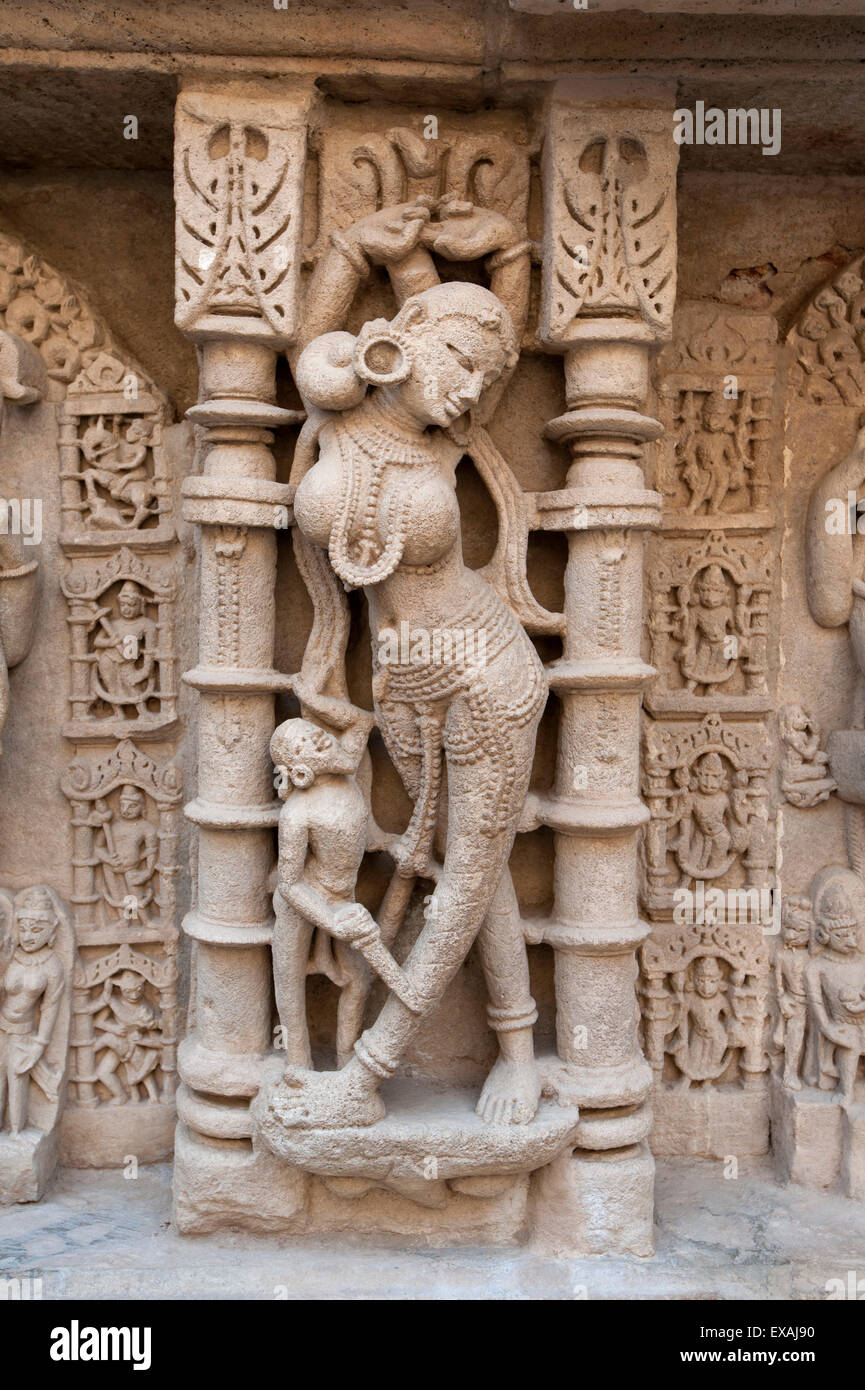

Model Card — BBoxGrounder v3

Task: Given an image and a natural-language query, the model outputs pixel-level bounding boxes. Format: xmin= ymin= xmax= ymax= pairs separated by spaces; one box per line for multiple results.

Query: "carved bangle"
xmin=487 ymin=240 xmax=532 ymax=272
xmin=486 ymin=1001 xmax=539 ymax=1033
xmin=331 ymin=230 xmax=370 ymax=279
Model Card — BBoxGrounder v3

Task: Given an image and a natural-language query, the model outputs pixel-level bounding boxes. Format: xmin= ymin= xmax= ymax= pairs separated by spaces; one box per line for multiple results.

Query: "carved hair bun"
xmin=295 ymin=330 xmax=367 ymax=412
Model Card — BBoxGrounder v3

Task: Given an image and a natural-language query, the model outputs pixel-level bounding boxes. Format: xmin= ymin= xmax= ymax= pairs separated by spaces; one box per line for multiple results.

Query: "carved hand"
xmin=330 ymin=901 xmax=379 ymax=946
xmin=346 ymin=196 xmax=434 ymax=266
xmin=422 ymin=195 xmax=518 ymax=260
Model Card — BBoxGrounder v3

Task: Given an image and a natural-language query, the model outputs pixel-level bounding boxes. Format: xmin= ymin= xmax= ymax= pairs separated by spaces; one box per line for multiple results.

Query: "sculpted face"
xmin=827 ymin=920 xmax=859 ymax=954
xmin=694 ymin=959 xmax=721 ymax=998
xmin=119 ymin=786 xmax=144 ymax=820
xmin=397 ymin=316 xmax=511 ymax=429
xmin=16 ymin=909 xmax=57 ymax=952
xmin=283 ymin=727 xmax=336 ymax=789
xmin=118 ymin=583 xmax=144 ymax=620
xmin=697 ymin=758 xmax=725 ymax=794
xmin=117 ymin=971 xmax=144 ymax=1002
xmin=698 ymin=576 xmax=726 ymax=607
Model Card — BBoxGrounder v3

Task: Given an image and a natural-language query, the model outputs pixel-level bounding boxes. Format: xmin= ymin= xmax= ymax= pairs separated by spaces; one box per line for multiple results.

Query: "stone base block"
xmin=840 ymin=1102 xmax=865 ymax=1201
xmin=173 ymin=1122 xmax=309 ymax=1235
xmin=0 ymin=1127 xmax=59 ymax=1205
xmin=530 ymin=1140 xmax=655 ymax=1256
xmin=771 ymin=1081 xmax=843 ymax=1189
xmin=174 ymin=1119 xmax=531 ymax=1244
xmin=306 ymin=1170 xmax=530 ymax=1246
xmin=651 ymin=1084 xmax=769 ymax=1158
xmin=60 ymin=1101 xmax=175 ymax=1169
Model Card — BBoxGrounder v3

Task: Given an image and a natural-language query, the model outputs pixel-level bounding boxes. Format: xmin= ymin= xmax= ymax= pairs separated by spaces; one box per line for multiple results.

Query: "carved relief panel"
xmin=653 ymin=307 xmax=776 ymax=529
xmin=61 ymin=548 xmax=178 ymax=740
xmin=647 ymin=530 xmax=774 ymax=716
xmin=642 ymin=713 xmax=774 ymax=917
xmin=59 ymin=354 xmax=173 ymax=549
xmin=641 ymin=916 xmax=769 ymax=1090
xmin=0 ymin=227 xmax=189 ymax=1182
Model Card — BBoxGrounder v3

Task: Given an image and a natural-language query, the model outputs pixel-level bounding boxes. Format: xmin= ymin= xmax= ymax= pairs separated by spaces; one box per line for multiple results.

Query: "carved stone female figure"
xmin=0 ymin=887 xmax=69 ymax=1133
xmin=274 ymin=217 xmax=546 ymax=1130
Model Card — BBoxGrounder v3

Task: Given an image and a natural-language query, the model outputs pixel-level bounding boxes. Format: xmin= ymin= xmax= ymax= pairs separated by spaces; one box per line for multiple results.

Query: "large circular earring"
xmin=354 ymin=329 xmax=411 ymax=387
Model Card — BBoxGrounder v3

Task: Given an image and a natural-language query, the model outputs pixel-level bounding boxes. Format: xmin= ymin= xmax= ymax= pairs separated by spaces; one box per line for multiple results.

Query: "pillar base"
xmin=173 ymin=1122 xmax=309 ymax=1235
xmin=530 ymin=1140 xmax=655 ymax=1256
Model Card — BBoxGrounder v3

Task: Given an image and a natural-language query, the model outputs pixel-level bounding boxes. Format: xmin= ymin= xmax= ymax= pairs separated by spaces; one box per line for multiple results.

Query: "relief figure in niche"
xmin=674 ymin=752 xmax=749 ymax=878
xmin=88 ymin=970 xmax=162 ymax=1105
xmin=681 ymin=390 xmax=749 ymax=514
xmin=678 ymin=563 xmax=739 ymax=693
xmin=276 ymin=199 xmax=546 ymax=1130
xmin=78 ymin=415 xmax=160 ymax=532
xmin=91 ymin=784 xmax=158 ymax=923
xmin=90 ymin=580 xmax=158 ymax=718
xmin=669 ymin=955 xmax=732 ymax=1088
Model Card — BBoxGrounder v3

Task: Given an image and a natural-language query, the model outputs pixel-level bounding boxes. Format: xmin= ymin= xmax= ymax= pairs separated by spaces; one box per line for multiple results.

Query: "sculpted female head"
xmin=296 ymin=282 xmax=518 ymax=425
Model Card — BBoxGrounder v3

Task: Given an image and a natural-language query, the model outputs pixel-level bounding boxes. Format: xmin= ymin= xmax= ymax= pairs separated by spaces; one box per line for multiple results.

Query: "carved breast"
xmin=294 ymin=428 xmax=462 ymax=570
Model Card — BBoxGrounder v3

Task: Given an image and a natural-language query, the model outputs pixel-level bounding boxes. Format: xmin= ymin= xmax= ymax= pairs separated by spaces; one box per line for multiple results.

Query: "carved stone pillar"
xmin=531 ymin=79 xmax=678 ymax=1255
xmin=171 ymin=80 xmax=313 ymax=1226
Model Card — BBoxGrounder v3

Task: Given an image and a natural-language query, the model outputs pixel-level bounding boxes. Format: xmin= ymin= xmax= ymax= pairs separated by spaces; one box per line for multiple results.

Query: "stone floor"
xmin=1 ymin=1156 xmax=864 ymax=1299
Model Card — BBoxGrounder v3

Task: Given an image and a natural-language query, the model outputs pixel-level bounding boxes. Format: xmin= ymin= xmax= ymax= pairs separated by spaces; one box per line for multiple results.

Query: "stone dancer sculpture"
xmin=678 ymin=564 xmax=740 ymax=693
xmin=273 ymin=213 xmax=545 ymax=1130
xmin=0 ymin=888 xmax=71 ymax=1140
xmin=91 ymin=784 xmax=159 ymax=923
xmin=668 ymin=956 xmax=733 ymax=1089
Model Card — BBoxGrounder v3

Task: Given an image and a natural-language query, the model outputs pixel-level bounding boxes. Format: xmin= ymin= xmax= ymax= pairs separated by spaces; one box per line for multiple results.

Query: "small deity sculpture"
xmin=91 ymin=784 xmax=158 ymax=923
xmin=89 ymin=970 xmax=162 ymax=1105
xmin=669 ymin=956 xmax=732 ymax=1088
xmin=773 ymin=894 xmax=813 ymax=1090
xmin=678 ymin=564 xmax=741 ymax=693
xmin=0 ymin=888 xmax=68 ymax=1133
xmin=89 ymin=581 xmax=158 ymax=717
xmin=805 ymin=880 xmax=865 ymax=1103
xmin=778 ymin=705 xmax=837 ymax=809
xmin=675 ymin=753 xmax=738 ymax=877
xmin=271 ymin=713 xmax=421 ymax=1070
xmin=682 ymin=391 xmax=749 ymax=514
xmin=79 ymin=415 xmax=160 ymax=531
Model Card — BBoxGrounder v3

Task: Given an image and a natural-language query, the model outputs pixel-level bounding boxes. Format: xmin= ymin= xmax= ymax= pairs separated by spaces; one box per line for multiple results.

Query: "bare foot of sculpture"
xmin=272 ymin=1058 xmax=386 ymax=1129
xmin=476 ymin=1056 xmax=541 ymax=1126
